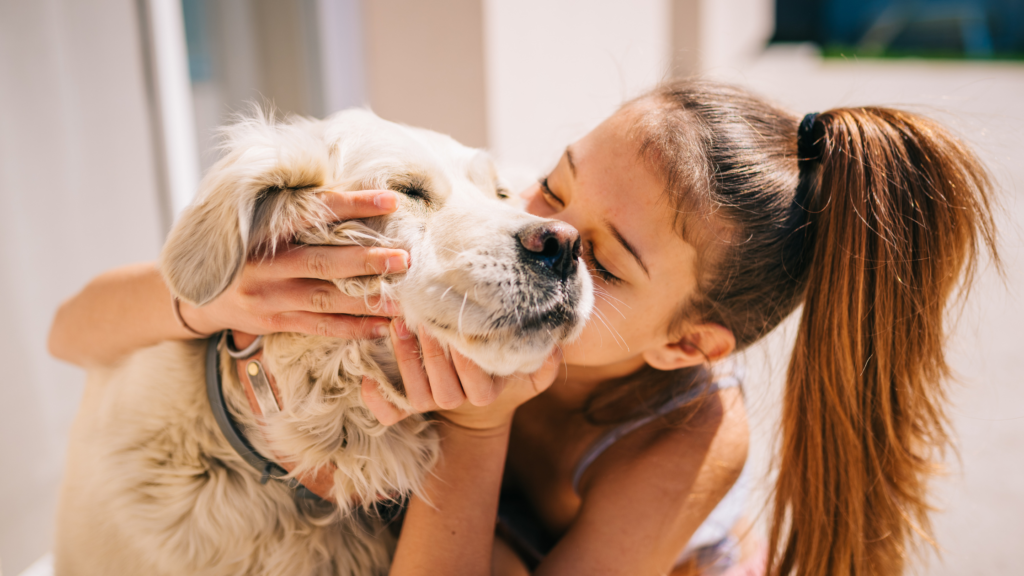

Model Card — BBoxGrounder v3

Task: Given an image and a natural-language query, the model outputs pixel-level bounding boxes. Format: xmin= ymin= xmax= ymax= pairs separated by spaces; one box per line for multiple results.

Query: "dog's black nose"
xmin=516 ymin=221 xmax=582 ymax=281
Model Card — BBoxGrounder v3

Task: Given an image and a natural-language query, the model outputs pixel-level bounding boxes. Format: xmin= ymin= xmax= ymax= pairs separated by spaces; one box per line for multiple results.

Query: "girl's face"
xmin=521 ymin=107 xmax=706 ymax=375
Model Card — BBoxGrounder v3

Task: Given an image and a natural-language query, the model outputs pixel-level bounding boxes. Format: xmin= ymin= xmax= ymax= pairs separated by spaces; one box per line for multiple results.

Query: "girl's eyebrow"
xmin=565 ymin=147 xmax=577 ymax=177
xmin=604 ymin=218 xmax=649 ymax=278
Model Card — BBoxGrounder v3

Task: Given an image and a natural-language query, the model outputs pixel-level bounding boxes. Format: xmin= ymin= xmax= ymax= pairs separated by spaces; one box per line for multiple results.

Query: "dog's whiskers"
xmin=593 ymin=287 xmax=629 ymax=318
xmin=591 ymin=307 xmax=628 ymax=351
xmin=595 ymin=293 xmax=627 ymax=320
xmin=436 ymin=246 xmax=475 ymax=259
xmin=457 ymin=293 xmax=469 ymax=335
xmin=591 ymin=284 xmax=627 ymax=304
xmin=592 ymin=285 xmax=627 ymax=307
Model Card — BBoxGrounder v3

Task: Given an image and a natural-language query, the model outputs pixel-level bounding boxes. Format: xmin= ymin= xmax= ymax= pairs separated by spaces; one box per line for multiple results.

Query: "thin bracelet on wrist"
xmin=172 ymin=296 xmax=212 ymax=338
xmin=431 ymin=413 xmax=513 ymax=437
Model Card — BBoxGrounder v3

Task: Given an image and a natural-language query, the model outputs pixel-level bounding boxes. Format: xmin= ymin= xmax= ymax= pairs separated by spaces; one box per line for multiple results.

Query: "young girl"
xmin=50 ymin=80 xmax=996 ymax=575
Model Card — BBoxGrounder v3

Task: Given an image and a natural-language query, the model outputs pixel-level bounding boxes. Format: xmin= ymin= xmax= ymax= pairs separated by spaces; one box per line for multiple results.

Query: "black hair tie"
xmin=793 ymin=113 xmax=823 ymax=213
xmin=797 ymin=112 xmax=824 ymax=171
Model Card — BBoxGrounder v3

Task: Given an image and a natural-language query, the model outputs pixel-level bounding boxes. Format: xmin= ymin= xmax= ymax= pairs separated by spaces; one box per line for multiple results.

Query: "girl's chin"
xmin=557 ymin=339 xmax=641 ymax=372
xmin=558 ymin=339 xmax=592 ymax=366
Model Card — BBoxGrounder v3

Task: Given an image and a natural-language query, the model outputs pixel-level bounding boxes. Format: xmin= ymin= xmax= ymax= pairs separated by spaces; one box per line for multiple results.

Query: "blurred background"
xmin=1 ymin=0 xmax=1021 ymax=574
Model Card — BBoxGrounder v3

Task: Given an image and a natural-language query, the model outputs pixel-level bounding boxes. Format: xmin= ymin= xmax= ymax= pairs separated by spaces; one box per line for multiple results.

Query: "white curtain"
xmin=0 ymin=0 xmax=165 ymax=572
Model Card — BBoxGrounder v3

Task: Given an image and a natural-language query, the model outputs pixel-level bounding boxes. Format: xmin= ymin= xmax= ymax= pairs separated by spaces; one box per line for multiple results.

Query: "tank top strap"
xmin=571 ymin=359 xmax=744 ymax=495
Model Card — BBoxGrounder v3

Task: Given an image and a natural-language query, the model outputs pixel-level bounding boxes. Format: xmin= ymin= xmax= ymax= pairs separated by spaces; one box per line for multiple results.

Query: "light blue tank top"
xmin=570 ymin=360 xmax=749 ymax=565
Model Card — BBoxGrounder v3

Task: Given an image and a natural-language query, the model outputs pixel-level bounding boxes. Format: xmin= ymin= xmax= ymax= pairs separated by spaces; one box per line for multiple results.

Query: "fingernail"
xmin=393 ymin=319 xmax=414 ymax=339
xmin=373 ymin=192 xmax=396 ymax=210
xmin=387 ymin=253 xmax=409 ymax=272
xmin=373 ymin=323 xmax=390 ymax=338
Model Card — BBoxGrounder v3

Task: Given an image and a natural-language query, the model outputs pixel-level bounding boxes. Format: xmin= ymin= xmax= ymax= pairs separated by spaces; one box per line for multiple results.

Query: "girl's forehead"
xmin=572 ymin=111 xmax=699 ymax=288
xmin=576 ymin=111 xmax=671 ymax=224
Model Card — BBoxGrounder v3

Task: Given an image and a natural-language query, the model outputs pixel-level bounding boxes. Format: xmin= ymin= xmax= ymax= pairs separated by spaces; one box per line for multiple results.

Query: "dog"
xmin=54 ymin=109 xmax=593 ymax=576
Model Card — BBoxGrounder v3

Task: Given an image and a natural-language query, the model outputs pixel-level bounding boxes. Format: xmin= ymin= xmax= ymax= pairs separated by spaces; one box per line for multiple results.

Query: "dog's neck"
xmin=226 ymin=335 xmax=339 ymax=501
xmin=216 ymin=330 xmax=436 ymax=510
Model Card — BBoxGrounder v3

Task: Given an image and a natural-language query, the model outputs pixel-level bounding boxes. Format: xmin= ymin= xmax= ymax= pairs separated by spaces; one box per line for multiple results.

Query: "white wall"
xmin=315 ymin=0 xmax=367 ymax=114
xmin=364 ymin=0 xmax=490 ymax=148
xmin=481 ymin=0 xmax=775 ymax=174
xmin=0 ymin=0 xmax=165 ymax=573
xmin=483 ymin=0 xmax=672 ymax=172
xmin=703 ymin=0 xmax=775 ymax=71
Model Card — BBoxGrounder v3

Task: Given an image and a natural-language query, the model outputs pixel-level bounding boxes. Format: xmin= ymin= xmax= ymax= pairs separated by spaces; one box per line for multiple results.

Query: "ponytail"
xmin=769 ymin=108 xmax=998 ymax=574
xmin=629 ymin=81 xmax=998 ymax=574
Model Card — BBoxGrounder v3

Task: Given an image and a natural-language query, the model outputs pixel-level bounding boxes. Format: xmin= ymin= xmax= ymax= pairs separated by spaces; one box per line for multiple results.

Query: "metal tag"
xmin=246 ymin=360 xmax=280 ymax=415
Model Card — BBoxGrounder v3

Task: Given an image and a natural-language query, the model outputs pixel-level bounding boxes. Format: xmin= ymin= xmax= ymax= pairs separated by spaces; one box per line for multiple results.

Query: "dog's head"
xmin=162 ymin=109 xmax=593 ymax=377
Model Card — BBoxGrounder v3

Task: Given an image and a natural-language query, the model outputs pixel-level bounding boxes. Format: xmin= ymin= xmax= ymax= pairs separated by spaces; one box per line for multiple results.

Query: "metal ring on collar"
xmin=226 ymin=331 xmax=264 ymax=359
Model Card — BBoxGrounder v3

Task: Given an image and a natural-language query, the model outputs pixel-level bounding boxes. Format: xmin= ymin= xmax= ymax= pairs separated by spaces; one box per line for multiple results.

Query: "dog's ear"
xmin=161 ymin=197 xmax=243 ymax=306
xmin=160 ymin=116 xmax=332 ymax=305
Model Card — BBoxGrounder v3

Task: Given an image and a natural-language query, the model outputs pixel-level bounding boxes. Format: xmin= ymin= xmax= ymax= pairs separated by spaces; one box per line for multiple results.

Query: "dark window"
xmin=772 ymin=0 xmax=1024 ymax=59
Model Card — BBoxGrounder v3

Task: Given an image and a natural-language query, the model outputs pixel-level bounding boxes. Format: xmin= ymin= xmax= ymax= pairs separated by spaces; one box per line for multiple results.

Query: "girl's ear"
xmin=642 ymin=323 xmax=736 ymax=371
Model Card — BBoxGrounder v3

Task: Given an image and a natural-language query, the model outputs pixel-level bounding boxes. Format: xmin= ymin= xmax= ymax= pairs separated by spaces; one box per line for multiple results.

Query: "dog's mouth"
xmin=401 ymin=262 xmax=589 ymax=375
xmin=490 ymin=301 xmax=580 ymax=333
xmin=420 ymin=298 xmax=581 ymax=339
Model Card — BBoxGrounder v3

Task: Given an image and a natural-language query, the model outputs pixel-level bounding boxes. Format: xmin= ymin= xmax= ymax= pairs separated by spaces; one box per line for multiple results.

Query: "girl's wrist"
xmin=176 ymin=299 xmax=223 ymax=337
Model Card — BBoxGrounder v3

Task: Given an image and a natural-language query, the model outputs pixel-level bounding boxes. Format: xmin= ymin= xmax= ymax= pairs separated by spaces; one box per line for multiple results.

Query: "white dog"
xmin=54 ymin=110 xmax=593 ymax=576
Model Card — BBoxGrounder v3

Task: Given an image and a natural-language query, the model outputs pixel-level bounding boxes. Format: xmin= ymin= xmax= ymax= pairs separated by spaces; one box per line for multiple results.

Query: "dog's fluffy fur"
xmin=54 ymin=110 xmax=593 ymax=575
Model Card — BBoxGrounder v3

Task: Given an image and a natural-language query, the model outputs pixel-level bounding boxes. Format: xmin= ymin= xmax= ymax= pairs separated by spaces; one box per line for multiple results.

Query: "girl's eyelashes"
xmin=538 ymin=177 xmax=564 ymax=205
xmin=584 ymin=241 xmax=622 ymax=285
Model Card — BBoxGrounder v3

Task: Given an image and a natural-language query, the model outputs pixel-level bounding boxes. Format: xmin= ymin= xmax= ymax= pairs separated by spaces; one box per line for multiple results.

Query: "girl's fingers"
xmin=268 ymin=311 xmax=391 ymax=339
xmin=361 ymin=376 xmax=411 ymax=426
xmin=269 ymin=279 xmax=399 ymax=316
xmin=253 ymin=245 xmax=409 ymax=282
xmin=419 ymin=330 xmax=466 ymax=410
xmin=527 ymin=348 xmax=565 ymax=394
xmin=391 ymin=319 xmax=439 ymax=413
xmin=450 ymin=349 xmax=502 ymax=406
xmin=319 ymin=190 xmax=399 ymax=220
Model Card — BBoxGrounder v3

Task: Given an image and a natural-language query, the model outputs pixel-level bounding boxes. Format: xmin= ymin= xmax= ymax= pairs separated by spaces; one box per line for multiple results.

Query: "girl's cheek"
xmin=589 ymin=293 xmax=629 ymax=339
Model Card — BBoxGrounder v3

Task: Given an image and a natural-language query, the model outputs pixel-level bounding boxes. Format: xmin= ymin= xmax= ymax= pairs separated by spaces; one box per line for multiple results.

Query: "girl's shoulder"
xmin=572 ymin=357 xmax=748 ymax=495
xmin=622 ymin=357 xmax=746 ymax=431
xmin=566 ymin=363 xmax=750 ymax=571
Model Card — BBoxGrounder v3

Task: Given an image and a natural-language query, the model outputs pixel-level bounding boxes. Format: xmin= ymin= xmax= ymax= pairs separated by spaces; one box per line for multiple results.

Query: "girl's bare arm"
xmin=539 ymin=387 xmax=748 ymax=575
xmin=50 ymin=262 xmax=207 ymax=367
xmin=369 ymin=326 xmax=749 ymax=575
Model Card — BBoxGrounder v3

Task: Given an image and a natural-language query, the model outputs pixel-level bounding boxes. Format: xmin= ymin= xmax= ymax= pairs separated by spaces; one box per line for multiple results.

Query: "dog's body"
xmin=55 ymin=110 xmax=592 ymax=575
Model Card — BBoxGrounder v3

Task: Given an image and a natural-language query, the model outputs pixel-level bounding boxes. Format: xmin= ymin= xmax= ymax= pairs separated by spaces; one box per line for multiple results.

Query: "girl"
xmin=50 ymin=80 xmax=997 ymax=575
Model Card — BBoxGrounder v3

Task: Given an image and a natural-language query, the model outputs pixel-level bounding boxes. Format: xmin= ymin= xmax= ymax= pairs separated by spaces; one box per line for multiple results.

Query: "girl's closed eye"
xmin=538 ymin=176 xmax=619 ymax=284
xmin=584 ymin=241 xmax=621 ymax=284
xmin=539 ymin=177 xmax=563 ymax=206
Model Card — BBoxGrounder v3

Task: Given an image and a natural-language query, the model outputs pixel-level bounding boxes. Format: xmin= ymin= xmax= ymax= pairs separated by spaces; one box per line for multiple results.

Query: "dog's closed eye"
xmin=389 ymin=175 xmax=433 ymax=207
xmin=394 ymin=184 xmax=429 ymax=202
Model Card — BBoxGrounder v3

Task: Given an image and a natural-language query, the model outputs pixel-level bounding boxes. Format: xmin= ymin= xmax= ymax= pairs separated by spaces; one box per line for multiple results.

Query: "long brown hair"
xmin=622 ymin=81 xmax=998 ymax=575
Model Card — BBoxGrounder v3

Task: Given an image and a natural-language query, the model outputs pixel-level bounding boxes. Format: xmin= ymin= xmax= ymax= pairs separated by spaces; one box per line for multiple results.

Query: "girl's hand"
xmin=360 ymin=319 xmax=564 ymax=431
xmin=178 ymin=190 xmax=408 ymax=340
